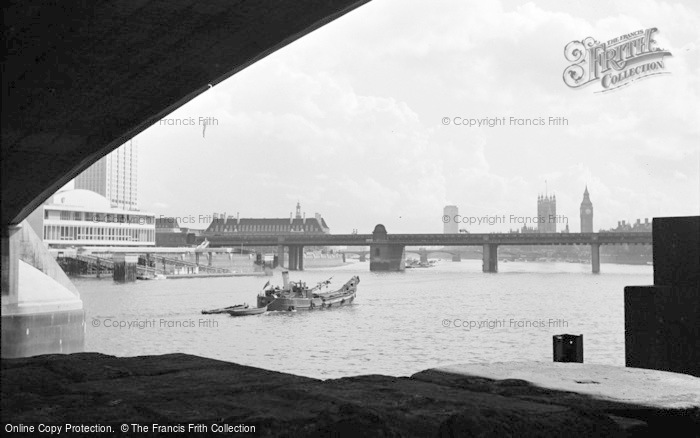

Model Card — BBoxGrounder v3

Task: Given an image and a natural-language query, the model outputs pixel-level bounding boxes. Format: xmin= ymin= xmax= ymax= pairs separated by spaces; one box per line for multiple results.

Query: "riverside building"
xmin=26 ymin=189 xmax=155 ymax=248
xmin=204 ymin=203 xmax=330 ymax=236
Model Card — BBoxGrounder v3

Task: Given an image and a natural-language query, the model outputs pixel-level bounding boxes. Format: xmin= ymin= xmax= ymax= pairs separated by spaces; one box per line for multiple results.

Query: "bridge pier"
xmin=452 ymin=253 xmax=461 ymax=262
xmin=2 ymin=225 xmax=21 ymax=305
xmin=419 ymin=250 xmax=428 ymax=264
xmin=370 ymin=244 xmax=406 ymax=271
xmin=369 ymin=225 xmax=405 ymax=271
xmin=482 ymin=244 xmax=498 ymax=273
xmin=113 ymin=254 xmax=138 ymax=282
xmin=591 ymin=243 xmax=600 ymax=274
xmin=277 ymin=245 xmax=286 ymax=269
xmin=207 ymin=253 xmax=212 ymax=267
xmin=287 ymin=245 xmax=304 ymax=271
xmin=359 ymin=253 xmax=366 ymax=262
xmin=342 ymin=253 xmax=346 ymax=263
xmin=2 ymin=223 xmax=85 ymax=358
xmin=195 ymin=252 xmax=200 ymax=266
xmin=289 ymin=246 xmax=296 ymax=270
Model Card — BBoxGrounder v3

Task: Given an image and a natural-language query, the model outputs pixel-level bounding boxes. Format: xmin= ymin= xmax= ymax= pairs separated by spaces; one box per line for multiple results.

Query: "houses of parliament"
xmin=518 ymin=186 xmax=593 ymax=233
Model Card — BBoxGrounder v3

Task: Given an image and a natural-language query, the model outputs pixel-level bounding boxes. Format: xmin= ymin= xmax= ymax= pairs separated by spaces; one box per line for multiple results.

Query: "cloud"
xmin=135 ymin=0 xmax=700 ymax=233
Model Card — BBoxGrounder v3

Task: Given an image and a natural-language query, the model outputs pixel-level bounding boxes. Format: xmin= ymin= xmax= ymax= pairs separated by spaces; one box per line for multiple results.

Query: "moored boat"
xmin=201 ymin=304 xmax=248 ymax=314
xmin=257 ymin=271 xmax=359 ymax=311
xmin=227 ymin=305 xmax=268 ymax=316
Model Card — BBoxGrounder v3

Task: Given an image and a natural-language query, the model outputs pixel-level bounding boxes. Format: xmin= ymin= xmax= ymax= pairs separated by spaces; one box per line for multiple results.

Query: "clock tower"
xmin=580 ymin=186 xmax=593 ymax=233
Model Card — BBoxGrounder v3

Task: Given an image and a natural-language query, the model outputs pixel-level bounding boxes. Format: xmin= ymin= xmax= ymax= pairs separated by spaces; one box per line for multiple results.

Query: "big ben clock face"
xmin=585 ymin=209 xmax=592 ymax=215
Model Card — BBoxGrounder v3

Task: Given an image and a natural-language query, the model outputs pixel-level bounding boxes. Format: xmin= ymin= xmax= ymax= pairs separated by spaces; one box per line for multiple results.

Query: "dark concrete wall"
xmin=625 ymin=216 xmax=700 ymax=377
xmin=625 ymin=285 xmax=698 ymax=376
xmin=1 ymin=0 xmax=371 ymax=227
xmin=652 ymin=216 xmax=700 ymax=287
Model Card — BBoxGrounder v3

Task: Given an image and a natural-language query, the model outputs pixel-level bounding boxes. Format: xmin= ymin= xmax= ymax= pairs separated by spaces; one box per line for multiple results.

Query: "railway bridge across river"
xmin=201 ymin=225 xmax=652 ymax=273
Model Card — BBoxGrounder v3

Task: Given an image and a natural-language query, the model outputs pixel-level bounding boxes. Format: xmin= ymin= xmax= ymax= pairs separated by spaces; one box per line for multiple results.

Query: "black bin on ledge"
xmin=553 ymin=334 xmax=583 ymax=363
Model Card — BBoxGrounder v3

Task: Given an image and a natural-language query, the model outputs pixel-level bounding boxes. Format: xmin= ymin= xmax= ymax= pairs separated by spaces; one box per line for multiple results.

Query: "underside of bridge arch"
xmin=1 ymin=0 xmax=371 ymax=358
xmin=1 ymin=0 xmax=371 ymax=227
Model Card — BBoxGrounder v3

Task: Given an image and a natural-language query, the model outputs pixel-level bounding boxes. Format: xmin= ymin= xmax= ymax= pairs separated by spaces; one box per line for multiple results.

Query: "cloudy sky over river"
xmin=134 ymin=0 xmax=699 ymax=233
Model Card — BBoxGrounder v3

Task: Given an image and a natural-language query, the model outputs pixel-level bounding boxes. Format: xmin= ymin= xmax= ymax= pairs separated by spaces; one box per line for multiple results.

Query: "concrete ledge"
xmin=2 ymin=354 xmax=698 ymax=436
xmin=423 ymin=362 xmax=700 ymax=409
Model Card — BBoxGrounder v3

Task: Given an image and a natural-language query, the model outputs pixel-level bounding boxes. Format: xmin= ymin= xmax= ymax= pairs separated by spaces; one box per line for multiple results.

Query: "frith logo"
xmin=563 ymin=28 xmax=672 ymax=93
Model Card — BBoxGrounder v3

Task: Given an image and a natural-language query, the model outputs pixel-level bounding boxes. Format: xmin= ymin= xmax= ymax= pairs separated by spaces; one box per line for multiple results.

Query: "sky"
xmin=128 ymin=0 xmax=699 ymax=233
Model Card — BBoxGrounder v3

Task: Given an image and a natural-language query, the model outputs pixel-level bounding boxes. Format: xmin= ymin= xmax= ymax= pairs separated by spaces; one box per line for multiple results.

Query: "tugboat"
xmin=257 ymin=271 xmax=359 ymax=311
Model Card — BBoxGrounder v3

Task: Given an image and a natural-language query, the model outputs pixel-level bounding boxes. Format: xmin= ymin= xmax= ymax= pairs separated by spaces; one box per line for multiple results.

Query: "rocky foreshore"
xmin=2 ymin=353 xmax=698 ymax=437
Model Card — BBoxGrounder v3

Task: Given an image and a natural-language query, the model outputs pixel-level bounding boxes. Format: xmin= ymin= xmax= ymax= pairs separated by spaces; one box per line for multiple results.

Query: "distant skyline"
xmin=128 ymin=0 xmax=697 ymax=233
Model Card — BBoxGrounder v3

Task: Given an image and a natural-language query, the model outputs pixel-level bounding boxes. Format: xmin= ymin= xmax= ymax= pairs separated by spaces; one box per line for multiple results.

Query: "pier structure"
xmin=57 ymin=247 xmax=258 ymax=282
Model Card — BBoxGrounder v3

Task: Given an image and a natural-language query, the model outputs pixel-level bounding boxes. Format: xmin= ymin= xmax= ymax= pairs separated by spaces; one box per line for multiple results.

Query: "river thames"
xmin=76 ymin=260 xmax=652 ymax=379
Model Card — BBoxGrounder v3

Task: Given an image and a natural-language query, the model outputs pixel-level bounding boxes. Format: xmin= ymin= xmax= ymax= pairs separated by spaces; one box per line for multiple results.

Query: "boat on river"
xmin=257 ymin=271 xmax=359 ymax=311
xmin=227 ymin=305 xmax=268 ymax=316
xmin=201 ymin=304 xmax=248 ymax=314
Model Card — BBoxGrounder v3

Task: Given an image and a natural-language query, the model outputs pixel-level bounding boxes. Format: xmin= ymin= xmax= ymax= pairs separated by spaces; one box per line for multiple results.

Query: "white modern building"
xmin=74 ymin=140 xmax=138 ymax=210
xmin=27 ymin=189 xmax=155 ymax=247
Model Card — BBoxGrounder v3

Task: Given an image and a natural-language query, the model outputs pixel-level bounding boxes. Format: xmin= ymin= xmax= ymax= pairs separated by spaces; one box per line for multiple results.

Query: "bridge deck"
xmin=200 ymin=232 xmax=652 ymax=247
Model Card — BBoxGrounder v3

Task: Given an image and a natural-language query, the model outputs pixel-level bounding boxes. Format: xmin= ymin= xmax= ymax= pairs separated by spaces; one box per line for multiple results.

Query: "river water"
xmin=76 ymin=260 xmax=652 ymax=379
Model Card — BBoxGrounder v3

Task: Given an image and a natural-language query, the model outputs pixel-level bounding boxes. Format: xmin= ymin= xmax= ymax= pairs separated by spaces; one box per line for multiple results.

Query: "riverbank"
xmin=2 ymin=353 xmax=697 ymax=437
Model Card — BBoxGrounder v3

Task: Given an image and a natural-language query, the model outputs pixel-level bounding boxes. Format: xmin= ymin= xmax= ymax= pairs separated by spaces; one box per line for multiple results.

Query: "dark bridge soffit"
xmin=1 ymin=0 xmax=371 ymax=226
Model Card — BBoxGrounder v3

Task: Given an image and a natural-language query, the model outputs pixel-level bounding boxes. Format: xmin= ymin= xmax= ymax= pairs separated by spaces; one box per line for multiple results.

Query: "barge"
xmin=258 ymin=271 xmax=359 ymax=311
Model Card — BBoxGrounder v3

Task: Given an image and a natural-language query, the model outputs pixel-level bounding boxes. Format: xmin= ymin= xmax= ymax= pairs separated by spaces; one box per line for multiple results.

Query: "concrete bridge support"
xmin=482 ymin=244 xmax=498 ymax=273
xmin=452 ymin=253 xmax=461 ymax=262
xmin=288 ymin=247 xmax=295 ymax=270
xmin=287 ymin=245 xmax=304 ymax=271
xmin=195 ymin=253 xmax=200 ymax=266
xmin=277 ymin=245 xmax=286 ymax=269
xmin=113 ymin=254 xmax=137 ymax=282
xmin=369 ymin=224 xmax=406 ymax=271
xmin=207 ymin=253 xmax=213 ymax=267
xmin=2 ymin=223 xmax=84 ymax=358
xmin=1 ymin=225 xmax=21 ymax=306
xmin=419 ymin=250 xmax=428 ymax=263
xmin=359 ymin=253 xmax=366 ymax=262
xmin=591 ymin=243 xmax=600 ymax=274
xmin=370 ymin=244 xmax=406 ymax=271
